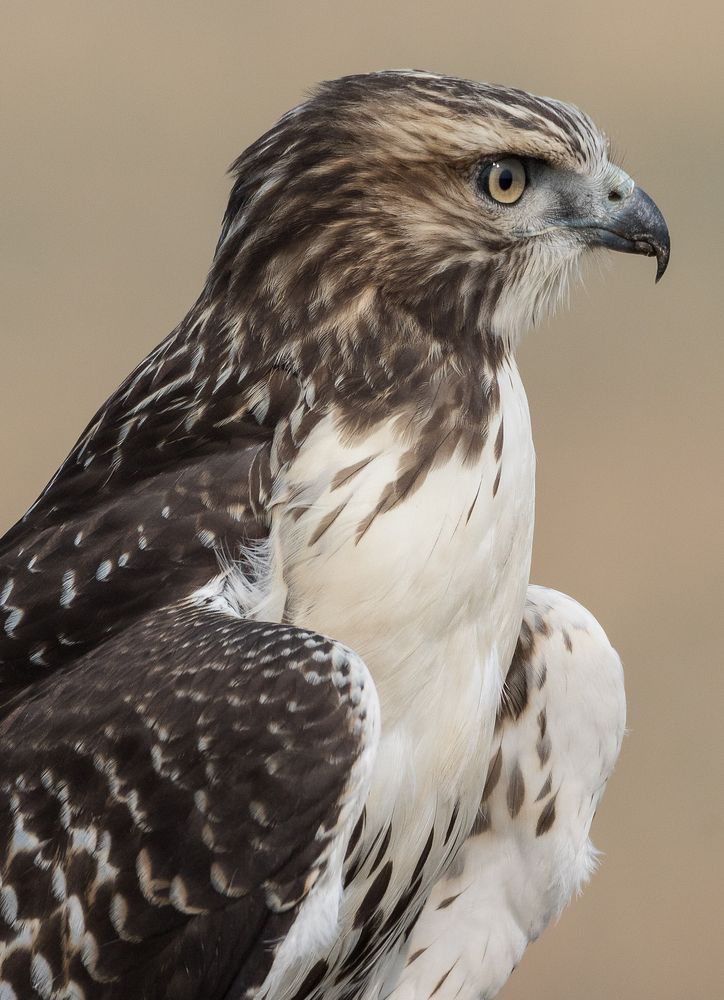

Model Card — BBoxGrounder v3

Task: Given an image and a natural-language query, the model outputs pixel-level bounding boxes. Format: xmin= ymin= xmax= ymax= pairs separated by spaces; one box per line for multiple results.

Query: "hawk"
xmin=0 ymin=71 xmax=668 ymax=1000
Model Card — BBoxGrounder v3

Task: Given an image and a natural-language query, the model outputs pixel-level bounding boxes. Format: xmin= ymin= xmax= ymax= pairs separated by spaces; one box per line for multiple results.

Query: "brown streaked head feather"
xmin=0 ymin=71 xmax=643 ymax=705
xmin=215 ymin=70 xmax=608 ymax=348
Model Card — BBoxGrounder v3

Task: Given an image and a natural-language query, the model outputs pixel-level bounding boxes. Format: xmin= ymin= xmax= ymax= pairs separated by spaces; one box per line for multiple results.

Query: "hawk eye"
xmin=478 ymin=158 xmax=527 ymax=205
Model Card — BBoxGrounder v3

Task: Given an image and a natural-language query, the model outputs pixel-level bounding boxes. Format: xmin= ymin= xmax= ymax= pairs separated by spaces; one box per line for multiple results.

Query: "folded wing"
xmin=0 ymin=602 xmax=378 ymax=1000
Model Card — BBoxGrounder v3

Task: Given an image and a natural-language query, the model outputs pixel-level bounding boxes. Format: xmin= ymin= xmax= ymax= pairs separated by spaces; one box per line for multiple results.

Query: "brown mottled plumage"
xmin=0 ymin=71 xmax=666 ymax=1000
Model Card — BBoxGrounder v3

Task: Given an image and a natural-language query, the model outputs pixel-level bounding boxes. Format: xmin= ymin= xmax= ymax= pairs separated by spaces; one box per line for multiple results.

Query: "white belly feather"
xmin=238 ymin=359 xmax=535 ymax=1000
xmin=276 ymin=361 xmax=532 ymax=974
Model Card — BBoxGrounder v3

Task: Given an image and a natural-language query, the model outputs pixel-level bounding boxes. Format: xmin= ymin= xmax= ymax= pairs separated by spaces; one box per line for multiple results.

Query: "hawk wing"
xmin=388 ymin=586 xmax=626 ymax=1000
xmin=0 ymin=601 xmax=378 ymax=1000
xmin=0 ymin=324 xmax=302 ymax=715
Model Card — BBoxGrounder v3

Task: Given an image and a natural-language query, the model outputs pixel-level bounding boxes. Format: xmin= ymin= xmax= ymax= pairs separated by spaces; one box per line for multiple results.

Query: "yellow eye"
xmin=479 ymin=158 xmax=527 ymax=205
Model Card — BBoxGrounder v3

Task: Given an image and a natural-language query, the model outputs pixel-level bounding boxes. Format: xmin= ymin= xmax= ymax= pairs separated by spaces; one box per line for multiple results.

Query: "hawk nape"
xmin=0 ymin=71 xmax=668 ymax=1000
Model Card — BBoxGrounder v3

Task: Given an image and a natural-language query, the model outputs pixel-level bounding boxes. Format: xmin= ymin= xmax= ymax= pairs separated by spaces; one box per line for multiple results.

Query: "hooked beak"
xmin=573 ymin=184 xmax=670 ymax=282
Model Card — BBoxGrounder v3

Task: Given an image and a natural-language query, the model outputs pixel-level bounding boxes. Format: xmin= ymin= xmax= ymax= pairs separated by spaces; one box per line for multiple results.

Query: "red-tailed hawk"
xmin=0 ymin=71 xmax=668 ymax=1000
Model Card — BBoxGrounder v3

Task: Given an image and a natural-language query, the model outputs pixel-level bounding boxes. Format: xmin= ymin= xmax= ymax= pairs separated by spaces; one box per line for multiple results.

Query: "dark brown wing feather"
xmin=0 ymin=311 xmax=301 ymax=714
xmin=0 ymin=602 xmax=371 ymax=999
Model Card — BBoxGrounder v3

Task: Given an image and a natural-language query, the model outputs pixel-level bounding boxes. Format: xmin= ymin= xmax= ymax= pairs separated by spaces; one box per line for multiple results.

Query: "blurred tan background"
xmin=2 ymin=2 xmax=722 ymax=997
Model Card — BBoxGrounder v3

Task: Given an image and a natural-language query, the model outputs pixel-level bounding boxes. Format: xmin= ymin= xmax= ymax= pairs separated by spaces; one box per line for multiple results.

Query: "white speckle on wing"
xmin=51 ymin=866 xmax=67 ymax=902
xmin=30 ymin=645 xmax=48 ymax=666
xmin=30 ymin=953 xmax=53 ymax=998
xmin=197 ymin=529 xmax=216 ymax=548
xmin=3 ymin=607 xmax=23 ymax=637
xmin=60 ymin=570 xmax=77 ymax=607
xmin=96 ymin=560 xmax=113 ymax=581
xmin=67 ymin=895 xmax=86 ymax=944
xmin=0 ymin=886 xmax=18 ymax=924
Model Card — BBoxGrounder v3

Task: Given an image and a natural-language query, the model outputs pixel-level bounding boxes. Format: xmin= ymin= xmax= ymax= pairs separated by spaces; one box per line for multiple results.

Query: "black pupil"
xmin=498 ymin=168 xmax=514 ymax=191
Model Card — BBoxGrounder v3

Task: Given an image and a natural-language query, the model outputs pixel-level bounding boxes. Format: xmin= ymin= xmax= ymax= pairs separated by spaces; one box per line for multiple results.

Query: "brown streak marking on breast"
xmin=369 ymin=824 xmax=392 ymax=874
xmin=286 ymin=960 xmax=329 ymax=1000
xmin=534 ymin=613 xmax=552 ymax=637
xmin=330 ymin=456 xmax=376 ymax=492
xmin=535 ymin=772 xmax=552 ymax=802
xmin=465 ymin=479 xmax=483 ymax=525
xmin=494 ymin=418 xmax=504 ymax=461
xmin=537 ymin=708 xmax=547 ymax=739
xmin=308 ymin=499 xmax=350 ymax=546
xmin=410 ymin=829 xmax=435 ymax=883
xmin=507 ymin=762 xmax=525 ymax=819
xmin=407 ymin=947 xmax=428 ymax=966
xmin=436 ymin=890 xmax=464 ymax=910
xmin=443 ymin=802 xmax=460 ymax=845
xmin=470 ymin=803 xmax=490 ymax=835
xmin=482 ymin=746 xmax=502 ymax=801
xmin=353 ymin=860 xmax=393 ymax=928
xmin=537 ymin=734 xmax=552 ymax=767
xmin=536 ymin=793 xmax=558 ymax=837
xmin=346 ymin=820 xmax=388 ymax=886
xmin=355 ymin=427 xmax=458 ymax=544
xmin=430 ymin=965 xmax=456 ymax=997
xmin=344 ymin=809 xmax=366 ymax=862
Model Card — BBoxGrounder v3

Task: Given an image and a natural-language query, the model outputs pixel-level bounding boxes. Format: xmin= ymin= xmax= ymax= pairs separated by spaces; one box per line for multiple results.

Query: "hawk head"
xmin=213 ymin=70 xmax=669 ymax=355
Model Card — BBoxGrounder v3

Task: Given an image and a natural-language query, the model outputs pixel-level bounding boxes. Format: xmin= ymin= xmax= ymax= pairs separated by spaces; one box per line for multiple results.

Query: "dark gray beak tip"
xmin=654 ymin=241 xmax=670 ymax=284
xmin=624 ymin=185 xmax=670 ymax=284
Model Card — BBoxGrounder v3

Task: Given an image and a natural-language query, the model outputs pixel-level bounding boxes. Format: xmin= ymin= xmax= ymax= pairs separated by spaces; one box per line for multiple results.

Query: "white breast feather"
xmin=214 ymin=359 xmax=536 ymax=1000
